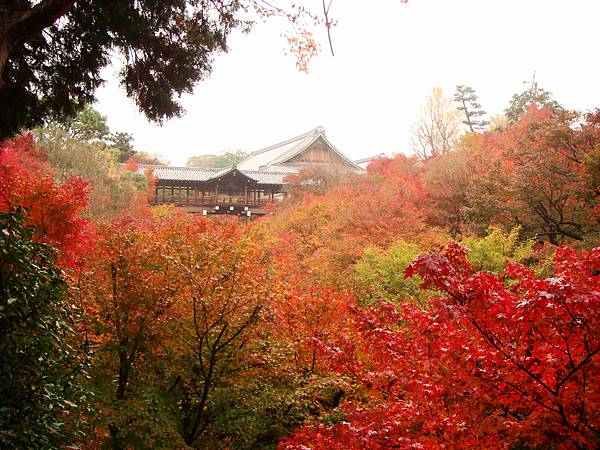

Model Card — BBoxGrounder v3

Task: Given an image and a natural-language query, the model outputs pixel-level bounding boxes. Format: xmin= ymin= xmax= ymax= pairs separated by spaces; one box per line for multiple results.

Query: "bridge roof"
xmin=137 ymin=165 xmax=287 ymax=186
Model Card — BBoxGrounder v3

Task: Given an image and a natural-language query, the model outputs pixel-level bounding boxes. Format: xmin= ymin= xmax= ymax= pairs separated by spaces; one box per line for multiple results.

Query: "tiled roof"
xmin=237 ymin=128 xmax=320 ymax=171
xmin=242 ymin=170 xmax=288 ymax=185
xmin=138 ymin=165 xmax=287 ymax=185
xmin=138 ymin=165 xmax=220 ymax=181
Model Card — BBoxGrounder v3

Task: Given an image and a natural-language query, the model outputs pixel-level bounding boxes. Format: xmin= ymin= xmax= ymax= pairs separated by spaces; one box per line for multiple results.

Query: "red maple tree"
xmin=280 ymin=244 xmax=600 ymax=449
xmin=0 ymin=134 xmax=89 ymax=264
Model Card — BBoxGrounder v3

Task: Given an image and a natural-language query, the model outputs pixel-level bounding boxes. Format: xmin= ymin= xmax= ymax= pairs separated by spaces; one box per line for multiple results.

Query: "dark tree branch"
xmin=0 ymin=0 xmax=75 ymax=86
xmin=8 ymin=0 xmax=75 ymax=43
xmin=322 ymin=0 xmax=334 ymax=56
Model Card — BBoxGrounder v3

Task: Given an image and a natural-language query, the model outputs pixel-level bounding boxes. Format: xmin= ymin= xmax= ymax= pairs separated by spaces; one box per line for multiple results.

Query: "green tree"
xmin=60 ymin=104 xmax=110 ymax=142
xmin=109 ymin=131 xmax=136 ymax=163
xmin=35 ymin=127 xmax=148 ymax=219
xmin=0 ymin=209 xmax=87 ymax=449
xmin=41 ymin=105 xmax=138 ymax=163
xmin=186 ymin=149 xmax=248 ymax=168
xmin=0 ymin=1 xmax=340 ymax=140
xmin=462 ymin=226 xmax=533 ymax=273
xmin=505 ymin=76 xmax=562 ymax=123
xmin=454 ymin=85 xmax=489 ymax=132
xmin=355 ymin=241 xmax=434 ymax=305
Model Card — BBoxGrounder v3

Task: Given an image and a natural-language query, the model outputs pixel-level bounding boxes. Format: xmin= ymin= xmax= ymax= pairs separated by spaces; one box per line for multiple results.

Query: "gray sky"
xmin=94 ymin=0 xmax=600 ymax=166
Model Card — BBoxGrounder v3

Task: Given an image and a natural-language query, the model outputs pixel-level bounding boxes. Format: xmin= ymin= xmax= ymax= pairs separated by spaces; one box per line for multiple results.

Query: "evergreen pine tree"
xmin=454 ymin=85 xmax=489 ymax=132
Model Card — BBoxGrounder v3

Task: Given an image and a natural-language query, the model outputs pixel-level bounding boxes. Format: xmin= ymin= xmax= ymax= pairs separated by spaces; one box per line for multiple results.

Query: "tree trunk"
xmin=116 ymin=351 xmax=130 ymax=400
xmin=184 ymin=353 xmax=216 ymax=445
xmin=0 ymin=6 xmax=13 ymax=85
xmin=0 ymin=37 xmax=8 ymax=87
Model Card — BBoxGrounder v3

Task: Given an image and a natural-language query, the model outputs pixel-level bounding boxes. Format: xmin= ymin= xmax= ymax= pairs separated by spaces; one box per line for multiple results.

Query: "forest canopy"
xmin=2 ymin=98 xmax=599 ymax=448
xmin=1 ymin=2 xmax=599 ymax=449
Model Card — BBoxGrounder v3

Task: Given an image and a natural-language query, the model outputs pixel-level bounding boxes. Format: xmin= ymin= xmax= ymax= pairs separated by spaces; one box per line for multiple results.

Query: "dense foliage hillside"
xmin=1 ymin=106 xmax=599 ymax=448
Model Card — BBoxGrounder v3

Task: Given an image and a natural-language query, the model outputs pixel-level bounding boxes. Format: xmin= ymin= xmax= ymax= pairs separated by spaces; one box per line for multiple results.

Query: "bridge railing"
xmin=148 ymin=196 xmax=272 ymax=208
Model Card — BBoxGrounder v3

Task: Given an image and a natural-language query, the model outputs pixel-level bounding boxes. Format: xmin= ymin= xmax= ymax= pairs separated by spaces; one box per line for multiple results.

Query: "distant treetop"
xmin=186 ymin=150 xmax=248 ymax=168
xmin=505 ymin=77 xmax=562 ymax=123
xmin=454 ymin=85 xmax=489 ymax=132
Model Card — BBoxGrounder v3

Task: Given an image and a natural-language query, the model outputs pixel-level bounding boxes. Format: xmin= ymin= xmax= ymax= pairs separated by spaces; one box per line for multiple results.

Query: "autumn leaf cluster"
xmin=1 ymin=105 xmax=599 ymax=448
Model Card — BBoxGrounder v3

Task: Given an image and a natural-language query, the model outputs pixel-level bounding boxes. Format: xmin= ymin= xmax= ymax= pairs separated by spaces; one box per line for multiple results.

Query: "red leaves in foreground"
xmin=281 ymin=244 xmax=600 ymax=449
xmin=0 ymin=134 xmax=89 ymax=263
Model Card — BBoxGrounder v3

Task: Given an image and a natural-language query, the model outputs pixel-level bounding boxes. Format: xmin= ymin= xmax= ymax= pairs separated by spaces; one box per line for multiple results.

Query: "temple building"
xmin=140 ymin=127 xmax=364 ymax=216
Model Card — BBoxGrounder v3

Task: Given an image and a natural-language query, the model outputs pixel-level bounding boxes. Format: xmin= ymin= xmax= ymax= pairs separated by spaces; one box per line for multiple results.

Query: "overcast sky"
xmin=94 ymin=0 xmax=600 ymax=166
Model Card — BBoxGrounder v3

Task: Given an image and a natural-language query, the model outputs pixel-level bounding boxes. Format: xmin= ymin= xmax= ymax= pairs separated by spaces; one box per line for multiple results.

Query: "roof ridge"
xmin=246 ymin=127 xmax=321 ymax=157
xmin=262 ymin=133 xmax=320 ymax=168
xmin=241 ymin=169 xmax=290 ymax=174
xmin=354 ymin=153 xmax=386 ymax=164
xmin=142 ymin=164 xmax=223 ymax=171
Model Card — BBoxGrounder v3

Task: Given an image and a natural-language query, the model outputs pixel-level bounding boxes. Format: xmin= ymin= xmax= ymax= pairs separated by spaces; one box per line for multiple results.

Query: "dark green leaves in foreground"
xmin=0 ymin=209 xmax=87 ymax=449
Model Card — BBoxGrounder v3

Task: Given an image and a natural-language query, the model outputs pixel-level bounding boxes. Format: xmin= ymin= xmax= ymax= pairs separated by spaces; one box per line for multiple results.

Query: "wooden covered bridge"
xmin=140 ymin=127 xmax=364 ymax=216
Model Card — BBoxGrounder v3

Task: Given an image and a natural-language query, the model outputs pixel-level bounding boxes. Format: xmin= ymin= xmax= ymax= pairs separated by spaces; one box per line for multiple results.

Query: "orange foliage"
xmin=79 ymin=213 xmax=195 ymax=399
xmin=263 ymin=154 xmax=439 ymax=287
xmin=270 ymin=289 xmax=357 ymax=376
xmin=423 ymin=107 xmax=600 ymax=243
